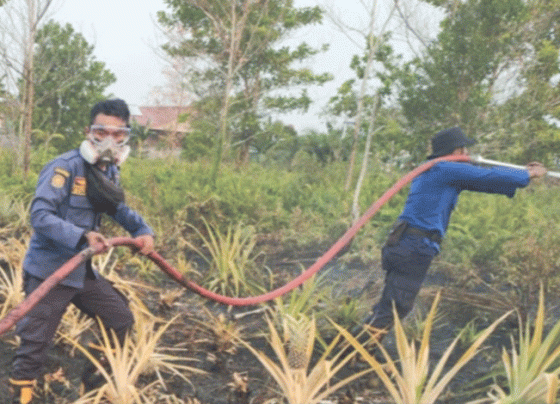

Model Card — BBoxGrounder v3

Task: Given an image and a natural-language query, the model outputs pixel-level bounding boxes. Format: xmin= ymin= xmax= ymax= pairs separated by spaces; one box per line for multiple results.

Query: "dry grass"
xmin=191 ymin=307 xmax=245 ymax=355
xmin=94 ymin=247 xmax=161 ymax=323
xmin=181 ymin=218 xmax=266 ymax=297
xmin=0 ymin=237 xmax=26 ymax=319
xmin=334 ymin=292 xmax=512 ymax=404
xmin=67 ymin=314 xmax=205 ymax=404
xmin=0 ymin=193 xmax=29 ymax=235
xmin=55 ymin=304 xmax=95 ymax=355
xmin=269 ymin=267 xmax=332 ymax=326
xmin=240 ymin=314 xmax=371 ymax=404
xmin=470 ymin=287 xmax=560 ymax=404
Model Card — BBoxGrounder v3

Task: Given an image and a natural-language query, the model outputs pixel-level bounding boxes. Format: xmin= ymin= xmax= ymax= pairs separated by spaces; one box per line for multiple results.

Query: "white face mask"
xmin=80 ymin=135 xmax=130 ymax=166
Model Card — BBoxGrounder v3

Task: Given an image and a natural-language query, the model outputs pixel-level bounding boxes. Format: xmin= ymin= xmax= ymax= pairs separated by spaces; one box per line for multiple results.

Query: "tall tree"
xmin=0 ymin=0 xmax=56 ymax=175
xmin=325 ymin=0 xmax=398 ymax=193
xmin=393 ymin=0 xmax=560 ymax=163
xmin=32 ymin=21 xmax=116 ymax=152
xmin=157 ymin=0 xmax=330 ymax=184
xmin=489 ymin=0 xmax=560 ymax=164
xmin=394 ymin=0 xmax=532 ymax=161
xmin=327 ymin=38 xmax=407 ymax=221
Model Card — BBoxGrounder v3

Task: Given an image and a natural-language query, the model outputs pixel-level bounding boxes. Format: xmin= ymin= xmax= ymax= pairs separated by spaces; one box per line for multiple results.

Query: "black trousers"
xmin=11 ymin=272 xmax=134 ymax=381
xmin=370 ymin=234 xmax=439 ymax=330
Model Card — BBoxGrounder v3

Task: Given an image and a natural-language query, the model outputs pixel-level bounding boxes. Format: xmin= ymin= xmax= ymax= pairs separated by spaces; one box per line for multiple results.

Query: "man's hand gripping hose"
xmin=3 ymin=154 xmax=544 ymax=336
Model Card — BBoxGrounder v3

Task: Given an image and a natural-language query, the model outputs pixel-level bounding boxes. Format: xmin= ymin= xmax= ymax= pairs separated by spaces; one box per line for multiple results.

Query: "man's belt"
xmin=403 ymin=226 xmax=442 ymax=244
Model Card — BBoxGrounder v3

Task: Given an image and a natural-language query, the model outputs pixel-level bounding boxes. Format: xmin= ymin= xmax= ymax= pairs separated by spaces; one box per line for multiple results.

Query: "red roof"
xmin=131 ymin=106 xmax=192 ymax=133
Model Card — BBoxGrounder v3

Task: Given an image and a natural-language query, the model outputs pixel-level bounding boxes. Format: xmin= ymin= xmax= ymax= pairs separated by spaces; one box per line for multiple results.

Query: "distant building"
xmin=130 ymin=105 xmax=194 ymax=157
xmin=131 ymin=105 xmax=192 ymax=135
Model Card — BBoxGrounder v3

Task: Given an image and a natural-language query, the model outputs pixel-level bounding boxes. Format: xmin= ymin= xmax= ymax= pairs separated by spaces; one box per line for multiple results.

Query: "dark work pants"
xmin=370 ymin=234 xmax=439 ymax=330
xmin=11 ymin=272 xmax=134 ymax=381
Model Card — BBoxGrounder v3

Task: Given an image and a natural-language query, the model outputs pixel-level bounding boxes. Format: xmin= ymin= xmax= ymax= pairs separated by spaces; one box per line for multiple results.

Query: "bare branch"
xmin=394 ymin=0 xmax=429 ymax=50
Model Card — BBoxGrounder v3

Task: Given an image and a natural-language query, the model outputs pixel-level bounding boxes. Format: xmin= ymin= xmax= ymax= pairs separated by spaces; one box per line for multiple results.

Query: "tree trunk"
xmin=21 ymin=0 xmax=38 ymax=177
xmin=342 ymin=1 xmax=396 ymax=192
xmin=210 ymin=69 xmax=233 ymax=186
xmin=22 ymin=51 xmax=34 ymax=177
xmin=343 ymin=9 xmax=378 ymax=192
xmin=352 ymin=94 xmax=379 ymax=223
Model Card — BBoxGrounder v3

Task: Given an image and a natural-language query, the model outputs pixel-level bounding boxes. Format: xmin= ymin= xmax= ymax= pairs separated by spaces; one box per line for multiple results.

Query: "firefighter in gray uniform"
xmin=9 ymin=99 xmax=155 ymax=403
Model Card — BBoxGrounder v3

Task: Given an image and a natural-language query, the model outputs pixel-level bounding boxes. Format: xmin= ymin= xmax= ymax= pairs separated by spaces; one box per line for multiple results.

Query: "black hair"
xmin=89 ymin=98 xmax=130 ymax=125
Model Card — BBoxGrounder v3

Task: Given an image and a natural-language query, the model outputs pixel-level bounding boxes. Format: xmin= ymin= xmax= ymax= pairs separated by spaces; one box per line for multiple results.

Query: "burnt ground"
xmin=0 ymin=247 xmax=533 ymax=404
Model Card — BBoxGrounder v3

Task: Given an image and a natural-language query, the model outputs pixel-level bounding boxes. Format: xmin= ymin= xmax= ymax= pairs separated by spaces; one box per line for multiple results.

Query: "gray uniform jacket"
xmin=22 ymin=149 xmax=153 ymax=288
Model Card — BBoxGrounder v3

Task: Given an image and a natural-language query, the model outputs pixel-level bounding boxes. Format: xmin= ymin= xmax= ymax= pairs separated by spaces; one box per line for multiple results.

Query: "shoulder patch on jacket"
xmin=54 ymin=167 xmax=70 ymax=177
xmin=50 ymin=173 xmax=67 ymax=188
xmin=71 ymin=177 xmax=87 ymax=196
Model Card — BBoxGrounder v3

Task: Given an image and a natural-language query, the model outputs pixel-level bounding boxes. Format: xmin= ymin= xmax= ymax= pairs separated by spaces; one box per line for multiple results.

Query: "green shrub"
xmin=2 ymin=149 xmax=558 ymax=312
xmin=435 ymin=181 xmax=560 ymax=307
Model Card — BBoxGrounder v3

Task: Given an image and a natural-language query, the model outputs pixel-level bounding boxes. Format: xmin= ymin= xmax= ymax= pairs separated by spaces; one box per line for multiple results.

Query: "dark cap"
xmin=427 ymin=126 xmax=475 ymax=159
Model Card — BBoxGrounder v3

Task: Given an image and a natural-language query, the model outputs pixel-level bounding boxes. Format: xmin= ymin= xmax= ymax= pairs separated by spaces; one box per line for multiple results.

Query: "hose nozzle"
xmin=472 ymin=155 xmax=560 ymax=179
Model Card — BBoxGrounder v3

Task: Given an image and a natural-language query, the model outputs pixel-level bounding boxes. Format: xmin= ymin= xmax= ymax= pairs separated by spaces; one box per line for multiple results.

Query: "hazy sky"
xmin=55 ymin=0 xmax=168 ymax=114
xmin=54 ymin=0 xmax=440 ymax=132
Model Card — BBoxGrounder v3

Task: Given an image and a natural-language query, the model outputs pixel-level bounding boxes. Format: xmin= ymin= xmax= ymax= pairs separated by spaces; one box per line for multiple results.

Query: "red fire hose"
xmin=0 ymin=154 xmax=471 ymax=336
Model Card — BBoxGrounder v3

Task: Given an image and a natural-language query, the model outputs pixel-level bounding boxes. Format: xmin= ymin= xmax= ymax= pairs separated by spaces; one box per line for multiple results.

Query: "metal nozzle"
xmin=472 ymin=155 xmax=560 ymax=179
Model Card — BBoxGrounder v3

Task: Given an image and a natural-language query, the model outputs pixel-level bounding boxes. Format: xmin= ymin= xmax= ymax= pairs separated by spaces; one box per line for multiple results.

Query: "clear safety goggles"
xmin=89 ymin=125 xmax=131 ymax=145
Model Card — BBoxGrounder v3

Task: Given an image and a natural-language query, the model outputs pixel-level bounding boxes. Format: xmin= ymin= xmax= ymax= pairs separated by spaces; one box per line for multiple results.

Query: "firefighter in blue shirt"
xmin=356 ymin=126 xmax=547 ymax=343
xmin=10 ymin=99 xmax=155 ymax=403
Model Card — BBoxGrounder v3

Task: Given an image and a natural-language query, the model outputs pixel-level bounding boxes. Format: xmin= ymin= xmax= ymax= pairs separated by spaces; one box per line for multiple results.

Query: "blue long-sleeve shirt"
xmin=23 ymin=149 xmax=153 ymax=288
xmin=398 ymin=161 xmax=530 ymax=239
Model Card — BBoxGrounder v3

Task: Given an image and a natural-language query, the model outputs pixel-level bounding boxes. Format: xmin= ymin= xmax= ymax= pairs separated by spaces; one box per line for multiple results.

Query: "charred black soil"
xmin=0 ymin=247 xmax=529 ymax=404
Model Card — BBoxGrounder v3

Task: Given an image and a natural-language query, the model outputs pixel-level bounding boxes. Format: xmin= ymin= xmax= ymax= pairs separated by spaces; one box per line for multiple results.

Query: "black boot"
xmin=9 ymin=379 xmax=35 ymax=404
